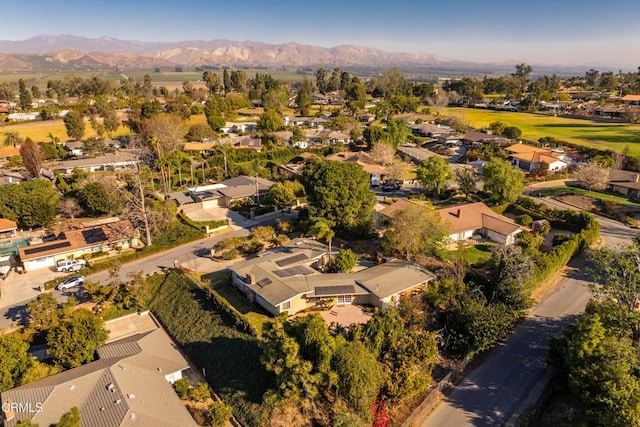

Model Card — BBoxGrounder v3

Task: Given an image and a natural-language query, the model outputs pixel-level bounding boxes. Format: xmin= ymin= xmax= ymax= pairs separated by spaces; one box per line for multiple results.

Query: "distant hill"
xmin=0 ymin=34 xmax=592 ymax=76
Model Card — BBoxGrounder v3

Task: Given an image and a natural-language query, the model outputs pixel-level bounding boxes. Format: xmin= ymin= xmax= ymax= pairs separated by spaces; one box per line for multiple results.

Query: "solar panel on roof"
xmin=257 ymin=278 xmax=273 ymax=288
xmin=274 ymin=265 xmax=315 ymax=277
xmin=82 ymin=228 xmax=108 ymax=244
xmin=315 ymin=285 xmax=356 ymax=296
xmin=276 ymin=253 xmax=308 ymax=267
xmin=23 ymin=241 xmax=71 ymax=256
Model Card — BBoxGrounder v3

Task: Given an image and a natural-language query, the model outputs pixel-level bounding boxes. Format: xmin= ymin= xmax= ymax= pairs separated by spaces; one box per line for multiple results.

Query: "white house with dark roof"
xmin=44 ymin=151 xmax=140 ymax=175
xmin=229 ymin=239 xmax=435 ymax=316
xmin=0 ymin=315 xmax=197 ymax=427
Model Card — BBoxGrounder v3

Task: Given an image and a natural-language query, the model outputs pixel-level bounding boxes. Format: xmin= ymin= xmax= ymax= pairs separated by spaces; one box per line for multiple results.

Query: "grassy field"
xmin=533 ymin=185 xmax=640 ymax=206
xmin=0 ymin=117 xmax=131 ymax=143
xmin=457 ymin=243 xmax=494 ymax=266
xmin=442 ymin=107 xmax=640 ymax=155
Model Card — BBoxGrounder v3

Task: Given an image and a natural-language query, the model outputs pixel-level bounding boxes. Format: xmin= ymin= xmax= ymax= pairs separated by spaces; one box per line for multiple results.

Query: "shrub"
xmin=221 ymin=249 xmax=240 ymax=260
xmin=190 ymin=382 xmax=211 ymax=402
xmin=331 ymin=249 xmax=358 ymax=273
xmin=516 ymin=214 xmax=533 ymax=226
xmin=173 ymin=378 xmax=191 ymax=399
xmin=209 ymin=401 xmax=233 ymax=427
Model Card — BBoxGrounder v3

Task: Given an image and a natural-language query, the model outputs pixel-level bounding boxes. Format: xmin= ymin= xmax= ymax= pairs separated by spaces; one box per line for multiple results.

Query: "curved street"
xmin=422 ymin=198 xmax=638 ymax=426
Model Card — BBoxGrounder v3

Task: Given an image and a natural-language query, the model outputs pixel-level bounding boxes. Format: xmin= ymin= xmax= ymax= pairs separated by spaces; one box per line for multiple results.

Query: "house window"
xmin=337 ymin=295 xmax=352 ymax=305
xmin=281 ymin=301 xmax=291 ymax=311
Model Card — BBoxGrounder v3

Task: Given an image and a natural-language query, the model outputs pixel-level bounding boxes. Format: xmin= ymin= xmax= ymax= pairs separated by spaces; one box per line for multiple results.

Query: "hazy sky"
xmin=3 ymin=0 xmax=639 ymax=68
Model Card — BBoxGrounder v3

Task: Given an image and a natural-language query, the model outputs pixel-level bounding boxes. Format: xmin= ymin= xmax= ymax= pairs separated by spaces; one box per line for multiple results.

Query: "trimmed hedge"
xmin=177 ymin=212 xmax=228 ymax=233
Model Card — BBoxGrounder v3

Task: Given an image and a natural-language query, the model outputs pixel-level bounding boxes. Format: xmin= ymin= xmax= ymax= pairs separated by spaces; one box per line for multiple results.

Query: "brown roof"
xmin=438 ymin=202 xmax=522 ymax=236
xmin=326 ymin=151 xmax=387 ymax=175
xmin=505 ymin=143 xmax=548 ymax=154
xmin=377 ymin=199 xmax=420 ymax=219
xmin=622 ymin=95 xmax=640 ymax=102
xmin=0 ymin=218 xmax=17 ymax=232
xmin=0 ymin=147 xmax=20 ymax=158
xmin=18 ymin=220 xmax=135 ymax=261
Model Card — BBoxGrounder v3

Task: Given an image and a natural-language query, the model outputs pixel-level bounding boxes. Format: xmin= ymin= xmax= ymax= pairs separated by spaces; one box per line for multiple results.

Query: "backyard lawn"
xmin=442 ymin=107 xmax=640 ymax=156
xmin=454 ymin=243 xmax=495 ymax=266
xmin=533 ymin=185 xmax=640 ymax=206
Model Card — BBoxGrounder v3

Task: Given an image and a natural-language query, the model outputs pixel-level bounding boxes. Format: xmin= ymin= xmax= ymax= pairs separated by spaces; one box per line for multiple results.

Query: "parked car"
xmin=381 ymin=182 xmax=402 ymax=192
xmin=56 ymin=259 xmax=86 ymax=272
xmin=56 ymin=276 xmax=85 ymax=291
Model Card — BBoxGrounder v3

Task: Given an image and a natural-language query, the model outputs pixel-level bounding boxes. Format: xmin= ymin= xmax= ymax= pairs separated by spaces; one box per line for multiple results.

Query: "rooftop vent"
xmin=106 ymin=383 xmax=115 ymax=392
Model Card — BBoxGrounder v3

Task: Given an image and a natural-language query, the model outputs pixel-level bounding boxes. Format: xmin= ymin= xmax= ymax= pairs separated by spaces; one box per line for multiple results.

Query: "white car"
xmin=56 ymin=276 xmax=85 ymax=291
xmin=56 ymin=259 xmax=87 ymax=272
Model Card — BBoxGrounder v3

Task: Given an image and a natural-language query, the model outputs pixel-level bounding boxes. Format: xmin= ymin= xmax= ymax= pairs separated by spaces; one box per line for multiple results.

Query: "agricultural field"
xmin=442 ymin=107 xmax=640 ymax=156
xmin=0 ymin=117 xmax=131 ymax=143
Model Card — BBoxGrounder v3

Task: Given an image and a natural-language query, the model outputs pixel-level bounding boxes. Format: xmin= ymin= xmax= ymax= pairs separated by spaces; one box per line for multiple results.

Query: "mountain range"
xmin=0 ymin=35 xmax=591 ymax=76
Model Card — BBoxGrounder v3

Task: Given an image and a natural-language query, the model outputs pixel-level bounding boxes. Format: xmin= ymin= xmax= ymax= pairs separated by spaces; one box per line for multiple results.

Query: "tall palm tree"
xmin=3 ymin=131 xmax=23 ymax=147
xmin=309 ymin=220 xmax=335 ymax=268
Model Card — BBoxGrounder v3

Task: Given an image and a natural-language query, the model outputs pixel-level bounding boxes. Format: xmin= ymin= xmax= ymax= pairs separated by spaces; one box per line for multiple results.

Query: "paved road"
xmin=0 ymin=214 xmax=295 ymax=330
xmin=422 ymin=200 xmax=638 ymax=426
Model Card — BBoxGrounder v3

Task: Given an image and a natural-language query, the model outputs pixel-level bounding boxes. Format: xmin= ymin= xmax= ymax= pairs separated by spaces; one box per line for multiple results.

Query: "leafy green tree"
xmin=455 ymin=167 xmax=477 ymax=199
xmin=54 ymin=407 xmax=81 ymax=427
xmin=63 ymin=111 xmax=86 ymax=140
xmin=79 ymin=181 xmax=121 ymax=215
xmin=290 ymin=315 xmax=336 ymax=381
xmin=331 ymin=249 xmax=358 ymax=273
xmin=302 ymin=160 xmax=375 ymax=234
xmin=0 ymin=333 xmax=35 ymax=391
xmin=0 ymin=179 xmax=59 ymax=228
xmin=482 ymin=158 xmax=525 ymax=203
xmin=502 ymin=126 xmax=522 ymax=139
xmin=101 ymin=109 xmax=120 ymax=136
xmin=588 ymin=244 xmax=640 ymax=343
xmin=203 ymin=70 xmax=223 ymax=95
xmin=190 ymin=382 xmax=211 ymax=402
xmin=296 ymin=80 xmax=313 ymax=116
xmin=207 ymin=114 xmax=225 ymax=132
xmin=382 ymin=203 xmax=447 ymax=260
xmin=416 ymin=156 xmax=453 ymax=196
xmin=332 ymin=338 xmax=383 ymax=419
xmin=18 ymin=79 xmax=32 ymax=110
xmin=261 ymin=316 xmax=318 ymax=399
xmin=266 ymin=181 xmax=304 ymax=208
xmin=257 ymin=109 xmax=284 ymax=132
xmin=208 ymin=401 xmax=233 ymax=427
xmin=16 ymin=418 xmax=39 ymax=427
xmin=487 ymin=245 xmax=534 ymax=310
xmin=384 ymin=118 xmax=409 ymax=150
xmin=47 ymin=309 xmax=108 ymax=369
xmin=185 ymin=123 xmax=217 ymax=142
xmin=364 ymin=126 xmax=386 ymax=149
xmin=26 ymin=293 xmax=60 ymax=332
xmin=549 ymin=313 xmax=640 ymax=426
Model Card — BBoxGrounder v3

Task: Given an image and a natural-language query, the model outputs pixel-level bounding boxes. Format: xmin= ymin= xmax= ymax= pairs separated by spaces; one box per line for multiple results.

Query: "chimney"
xmin=2 ymin=400 xmax=15 ymax=421
xmin=456 ymin=208 xmax=462 ymax=218
xmin=246 ymin=273 xmax=256 ymax=285
xmin=632 ymin=174 xmax=639 ymax=183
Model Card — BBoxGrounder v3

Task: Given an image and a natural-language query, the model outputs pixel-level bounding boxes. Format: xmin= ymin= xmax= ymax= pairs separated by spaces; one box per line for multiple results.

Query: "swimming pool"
xmin=0 ymin=237 xmax=30 ymax=256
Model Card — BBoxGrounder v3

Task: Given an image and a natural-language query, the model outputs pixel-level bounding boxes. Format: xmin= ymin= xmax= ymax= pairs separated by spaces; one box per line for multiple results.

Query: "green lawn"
xmin=443 ymin=107 xmax=640 ymax=155
xmin=456 ymin=243 xmax=495 ymax=266
xmin=202 ymin=270 xmax=271 ymax=336
xmin=533 ymin=185 xmax=640 ymax=206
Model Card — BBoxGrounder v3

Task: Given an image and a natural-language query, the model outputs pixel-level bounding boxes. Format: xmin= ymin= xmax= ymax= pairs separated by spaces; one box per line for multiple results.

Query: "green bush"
xmin=516 ymin=214 xmax=533 ymax=226
xmin=173 ymin=378 xmax=191 ymax=399
xmin=190 ymin=382 xmax=211 ymax=402
xmin=221 ymin=249 xmax=240 ymax=260
xmin=209 ymin=401 xmax=233 ymax=427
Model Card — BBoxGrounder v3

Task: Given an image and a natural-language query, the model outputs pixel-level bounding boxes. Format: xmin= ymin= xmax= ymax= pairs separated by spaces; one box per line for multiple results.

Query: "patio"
xmin=312 ymin=304 xmax=373 ymax=328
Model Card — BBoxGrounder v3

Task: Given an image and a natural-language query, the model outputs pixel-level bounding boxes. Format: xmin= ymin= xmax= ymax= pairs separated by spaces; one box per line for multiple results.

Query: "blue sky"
xmin=3 ymin=0 xmax=639 ymax=68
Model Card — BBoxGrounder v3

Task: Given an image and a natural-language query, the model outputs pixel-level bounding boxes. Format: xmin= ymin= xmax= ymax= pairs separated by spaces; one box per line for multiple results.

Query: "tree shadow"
xmin=4 ymin=303 xmax=28 ymax=325
xmin=435 ymin=313 xmax=579 ymax=426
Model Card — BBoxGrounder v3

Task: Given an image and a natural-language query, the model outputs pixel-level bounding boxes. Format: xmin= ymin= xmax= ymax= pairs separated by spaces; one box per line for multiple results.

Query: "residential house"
xmin=0 ymin=218 xmax=17 ymax=238
xmin=63 ymin=141 xmax=84 ymax=157
xmin=221 ymin=122 xmax=257 ymax=134
xmin=283 ymin=116 xmax=328 ymax=128
xmin=187 ymin=175 xmax=275 ymax=209
xmin=18 ymin=219 xmax=139 ymax=271
xmin=505 ymin=143 xmax=572 ymax=173
xmin=44 ymin=151 xmax=140 ymax=175
xmin=377 ymin=199 xmax=524 ymax=246
xmin=411 ymin=123 xmax=454 ymax=138
xmin=621 ymin=94 xmax=640 ymax=106
xmin=0 ymin=320 xmax=197 ymax=427
xmin=358 ymin=113 xmax=376 ymax=123
xmin=608 ymin=169 xmax=640 ymax=199
xmin=392 ymin=113 xmax=437 ymax=124
xmin=229 ymin=238 xmax=435 ymax=316
xmin=460 ymin=130 xmax=507 ymax=147
xmin=7 ymin=112 xmax=40 ymax=122
xmin=278 ymin=152 xmax=316 ymax=178
xmin=326 ymin=151 xmax=387 ymax=185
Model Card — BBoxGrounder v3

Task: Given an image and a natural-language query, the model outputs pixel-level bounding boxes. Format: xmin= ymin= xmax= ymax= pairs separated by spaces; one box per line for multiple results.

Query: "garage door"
xmin=24 ymin=256 xmax=55 ymax=271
